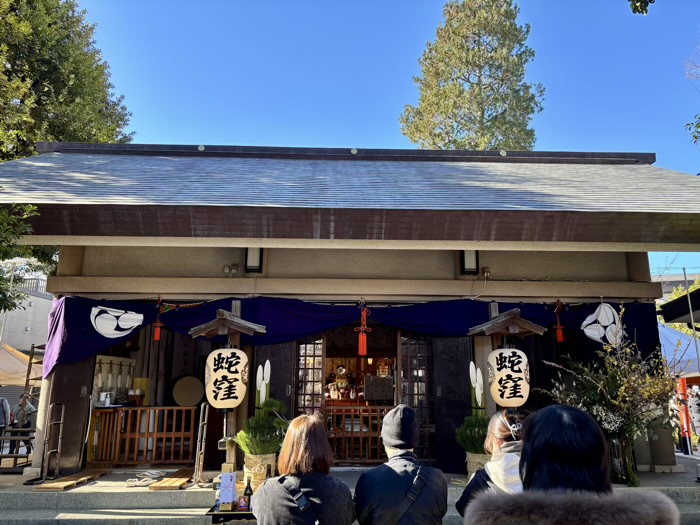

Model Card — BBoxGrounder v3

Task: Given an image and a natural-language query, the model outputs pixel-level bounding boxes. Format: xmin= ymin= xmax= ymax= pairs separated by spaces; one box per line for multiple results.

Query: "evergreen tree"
xmin=0 ymin=0 xmax=132 ymax=161
xmin=0 ymin=0 xmax=129 ymax=301
xmin=628 ymin=0 xmax=655 ymax=14
xmin=400 ymin=0 xmax=544 ymax=150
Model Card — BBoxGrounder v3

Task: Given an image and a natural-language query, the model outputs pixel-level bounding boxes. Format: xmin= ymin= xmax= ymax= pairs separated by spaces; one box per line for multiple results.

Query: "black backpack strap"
xmin=278 ymin=476 xmax=320 ymax=524
xmin=385 ymin=466 xmax=427 ymax=525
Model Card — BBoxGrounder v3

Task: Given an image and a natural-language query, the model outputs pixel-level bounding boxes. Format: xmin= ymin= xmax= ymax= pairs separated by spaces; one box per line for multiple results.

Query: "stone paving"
xmin=0 ymin=455 xmax=700 ymax=523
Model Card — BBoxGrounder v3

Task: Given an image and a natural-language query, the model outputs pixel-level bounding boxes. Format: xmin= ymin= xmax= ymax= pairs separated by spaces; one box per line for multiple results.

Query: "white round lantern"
xmin=487 ymin=347 xmax=530 ymax=408
xmin=205 ymin=349 xmax=249 ymax=409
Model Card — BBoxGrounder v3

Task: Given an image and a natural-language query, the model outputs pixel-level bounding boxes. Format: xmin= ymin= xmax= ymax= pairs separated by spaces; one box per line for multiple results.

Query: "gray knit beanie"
xmin=381 ymin=404 xmax=419 ymax=450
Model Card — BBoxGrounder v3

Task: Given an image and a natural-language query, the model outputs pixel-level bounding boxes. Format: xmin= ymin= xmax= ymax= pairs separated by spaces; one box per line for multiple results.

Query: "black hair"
xmin=519 ymin=404 xmax=611 ymax=493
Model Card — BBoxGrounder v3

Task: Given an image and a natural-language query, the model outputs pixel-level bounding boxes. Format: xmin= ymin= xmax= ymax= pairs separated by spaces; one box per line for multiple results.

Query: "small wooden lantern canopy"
xmin=468 ymin=308 xmax=547 ymax=338
xmin=189 ymin=309 xmax=267 ymax=341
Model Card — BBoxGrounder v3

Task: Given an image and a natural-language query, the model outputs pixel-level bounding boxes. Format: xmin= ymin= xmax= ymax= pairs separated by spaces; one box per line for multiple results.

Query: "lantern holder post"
xmin=189 ymin=300 xmax=266 ymax=475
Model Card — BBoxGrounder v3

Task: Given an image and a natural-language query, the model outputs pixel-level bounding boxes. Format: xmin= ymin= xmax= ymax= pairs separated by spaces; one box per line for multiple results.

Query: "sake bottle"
xmin=243 ymin=476 xmax=253 ymax=511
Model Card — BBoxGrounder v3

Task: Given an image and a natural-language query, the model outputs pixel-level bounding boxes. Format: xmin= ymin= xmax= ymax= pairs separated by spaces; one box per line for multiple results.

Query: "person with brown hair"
xmin=251 ymin=413 xmax=354 ymax=525
xmin=455 ymin=409 xmax=528 ymax=517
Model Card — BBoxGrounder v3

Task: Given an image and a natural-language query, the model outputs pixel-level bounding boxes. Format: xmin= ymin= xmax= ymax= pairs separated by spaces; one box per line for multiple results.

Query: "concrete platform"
xmin=1 ymin=456 xmax=700 ymax=524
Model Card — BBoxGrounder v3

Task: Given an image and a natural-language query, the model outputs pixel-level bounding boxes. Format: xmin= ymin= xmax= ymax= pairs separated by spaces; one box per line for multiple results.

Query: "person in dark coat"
xmin=455 ymin=409 xmax=528 ymax=517
xmin=354 ymin=404 xmax=448 ymax=525
xmin=251 ymin=413 xmax=354 ymax=525
xmin=464 ymin=405 xmax=679 ymax=525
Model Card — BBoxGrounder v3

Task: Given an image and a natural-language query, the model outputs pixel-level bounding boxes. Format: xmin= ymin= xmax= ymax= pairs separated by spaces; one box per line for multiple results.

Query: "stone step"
xmin=2 ymin=484 xmax=700 ymax=523
xmin=0 ymin=488 xmax=215 ymax=510
xmin=0 ymin=508 xmax=460 ymax=525
xmin=0 ymin=508 xmax=215 ymax=525
xmin=620 ymin=486 xmax=700 ymax=504
xmin=3 ymin=506 xmax=700 ymax=525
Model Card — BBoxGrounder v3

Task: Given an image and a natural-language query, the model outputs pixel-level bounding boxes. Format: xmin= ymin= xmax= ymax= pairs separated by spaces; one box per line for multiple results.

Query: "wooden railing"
xmin=88 ymin=407 xmax=196 ymax=467
xmin=326 ymin=405 xmax=391 ymax=463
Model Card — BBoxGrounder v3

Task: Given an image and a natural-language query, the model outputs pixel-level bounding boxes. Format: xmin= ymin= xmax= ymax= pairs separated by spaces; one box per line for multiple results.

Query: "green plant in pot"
xmin=456 ymin=413 xmax=490 ymax=476
xmin=233 ymin=398 xmax=289 ymax=484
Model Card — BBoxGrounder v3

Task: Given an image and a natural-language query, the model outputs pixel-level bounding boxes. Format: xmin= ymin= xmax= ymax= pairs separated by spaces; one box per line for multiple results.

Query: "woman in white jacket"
xmin=456 ymin=409 xmax=528 ymax=517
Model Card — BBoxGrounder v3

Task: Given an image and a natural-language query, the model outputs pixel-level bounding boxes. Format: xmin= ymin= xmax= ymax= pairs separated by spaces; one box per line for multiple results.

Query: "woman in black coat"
xmin=251 ymin=414 xmax=355 ymax=525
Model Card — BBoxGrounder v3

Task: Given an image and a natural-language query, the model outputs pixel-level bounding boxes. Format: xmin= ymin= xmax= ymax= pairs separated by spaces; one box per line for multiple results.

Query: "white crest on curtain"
xmin=581 ymin=303 xmax=624 ymax=345
xmin=90 ymin=306 xmax=144 ymax=339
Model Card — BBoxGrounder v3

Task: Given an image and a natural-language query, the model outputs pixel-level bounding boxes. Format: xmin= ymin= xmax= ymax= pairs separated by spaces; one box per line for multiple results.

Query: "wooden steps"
xmin=33 ymin=469 xmax=110 ymax=492
xmin=149 ymin=468 xmax=194 ymax=491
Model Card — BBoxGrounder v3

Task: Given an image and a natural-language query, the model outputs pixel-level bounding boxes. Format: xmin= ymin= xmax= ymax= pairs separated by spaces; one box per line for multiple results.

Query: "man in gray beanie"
xmin=354 ymin=404 xmax=447 ymax=524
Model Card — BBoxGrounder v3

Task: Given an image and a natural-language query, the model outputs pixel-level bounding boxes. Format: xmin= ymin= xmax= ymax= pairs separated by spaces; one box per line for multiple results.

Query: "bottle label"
xmin=237 ymin=496 xmax=250 ymax=511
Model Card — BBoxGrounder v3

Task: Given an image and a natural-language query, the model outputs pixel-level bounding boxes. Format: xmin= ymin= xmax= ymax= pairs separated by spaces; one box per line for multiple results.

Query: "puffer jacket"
xmin=464 ymin=489 xmax=679 ymax=525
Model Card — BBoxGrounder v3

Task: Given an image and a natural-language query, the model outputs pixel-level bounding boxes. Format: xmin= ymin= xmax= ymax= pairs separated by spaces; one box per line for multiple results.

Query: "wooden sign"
xmin=205 ymin=349 xmax=248 ymax=409
xmin=487 ymin=348 xmax=529 ymax=408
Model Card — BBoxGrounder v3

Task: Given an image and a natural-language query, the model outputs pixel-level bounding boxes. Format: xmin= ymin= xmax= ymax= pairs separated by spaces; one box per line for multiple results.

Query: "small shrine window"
xmin=296 ymin=336 xmax=325 ymax=414
xmin=400 ymin=332 xmax=436 ymax=460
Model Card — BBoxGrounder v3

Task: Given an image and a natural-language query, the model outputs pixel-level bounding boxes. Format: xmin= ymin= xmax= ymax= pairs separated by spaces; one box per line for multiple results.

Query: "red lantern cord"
xmin=554 ymin=300 xmax=565 ymax=344
xmin=355 ymin=305 xmax=372 ymax=356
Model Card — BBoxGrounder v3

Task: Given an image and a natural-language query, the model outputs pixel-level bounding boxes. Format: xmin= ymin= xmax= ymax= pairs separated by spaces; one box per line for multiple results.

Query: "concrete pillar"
xmin=633 ymin=434 xmax=652 ymax=472
xmin=56 ymin=246 xmax=85 ymax=276
xmin=649 ymin=426 xmax=685 ymax=473
xmin=626 ymin=252 xmax=652 ymax=282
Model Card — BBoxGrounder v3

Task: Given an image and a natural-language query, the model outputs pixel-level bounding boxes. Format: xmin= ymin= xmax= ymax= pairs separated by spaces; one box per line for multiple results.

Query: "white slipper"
xmin=136 ymin=477 xmax=155 ymax=486
xmin=125 ymin=478 xmax=139 ymax=487
xmin=137 ymin=470 xmax=166 ymax=478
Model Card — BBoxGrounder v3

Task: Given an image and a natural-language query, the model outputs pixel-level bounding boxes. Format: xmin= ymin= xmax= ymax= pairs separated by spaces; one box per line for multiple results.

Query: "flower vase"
xmin=608 ymin=434 xmax=639 ymax=487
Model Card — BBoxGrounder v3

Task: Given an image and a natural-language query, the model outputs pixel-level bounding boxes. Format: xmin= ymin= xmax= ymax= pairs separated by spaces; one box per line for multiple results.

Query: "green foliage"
xmin=0 ymin=0 xmax=132 ymax=161
xmin=0 ymin=202 xmax=39 ymax=311
xmin=455 ymin=413 xmax=489 ymax=454
xmin=233 ymin=398 xmax=289 ymax=455
xmin=664 ymin=278 xmax=700 ymax=337
xmin=628 ymin=0 xmax=655 ymax=14
xmin=544 ymin=333 xmax=676 ymax=441
xmin=686 ymin=115 xmax=700 ymax=145
xmin=544 ymin=326 xmax=677 ymax=487
xmin=400 ymin=0 xmax=544 ymax=150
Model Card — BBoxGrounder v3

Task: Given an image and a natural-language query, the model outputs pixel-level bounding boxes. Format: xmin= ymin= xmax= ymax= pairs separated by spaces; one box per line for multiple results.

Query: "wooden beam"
xmin=46 ymin=276 xmax=663 ymax=301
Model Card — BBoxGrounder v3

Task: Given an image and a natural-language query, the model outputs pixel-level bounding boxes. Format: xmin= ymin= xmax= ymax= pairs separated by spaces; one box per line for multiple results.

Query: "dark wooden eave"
xmin=25 ymin=204 xmax=700 ymax=245
xmin=660 ymin=288 xmax=700 ymax=325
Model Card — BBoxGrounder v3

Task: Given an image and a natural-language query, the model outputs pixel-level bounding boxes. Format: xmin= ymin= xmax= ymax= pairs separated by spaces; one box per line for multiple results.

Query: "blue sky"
xmin=79 ymin=0 xmax=700 ymax=277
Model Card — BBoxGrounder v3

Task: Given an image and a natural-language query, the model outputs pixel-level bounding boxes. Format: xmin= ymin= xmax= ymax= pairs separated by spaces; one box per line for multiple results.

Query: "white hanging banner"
xmin=205 ymin=349 xmax=248 ymax=409
xmin=487 ymin=348 xmax=530 ymax=408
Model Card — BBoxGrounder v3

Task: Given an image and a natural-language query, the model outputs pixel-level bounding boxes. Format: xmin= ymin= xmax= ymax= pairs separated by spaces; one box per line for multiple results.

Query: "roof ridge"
xmin=35 ymin=142 xmax=656 ymax=165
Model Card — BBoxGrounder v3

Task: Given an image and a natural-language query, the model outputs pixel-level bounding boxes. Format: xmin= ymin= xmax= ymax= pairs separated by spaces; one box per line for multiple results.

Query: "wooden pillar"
xmin=225 ymin=300 xmax=242 ymax=469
